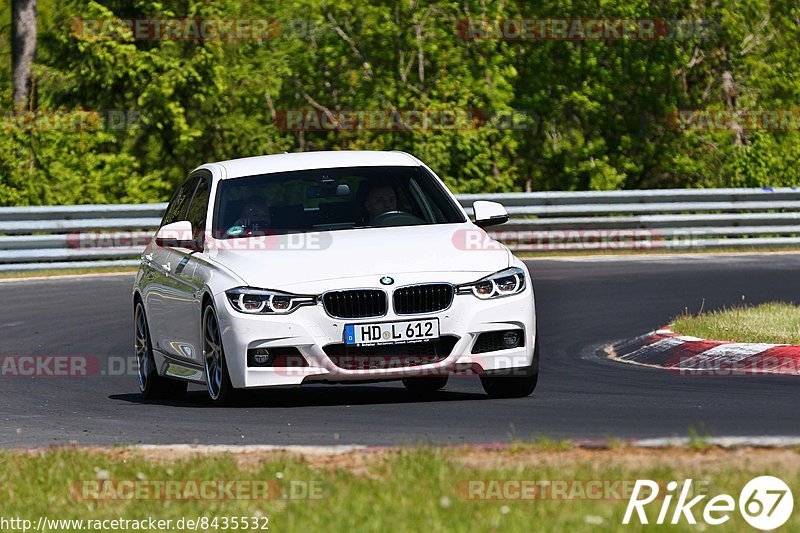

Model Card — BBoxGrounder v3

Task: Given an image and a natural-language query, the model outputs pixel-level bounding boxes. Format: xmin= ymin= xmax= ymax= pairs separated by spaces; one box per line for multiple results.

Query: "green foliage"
xmin=1 ymin=0 xmax=800 ymax=205
xmin=3 ymin=447 xmax=800 ymax=531
xmin=673 ymin=301 xmax=800 ymax=344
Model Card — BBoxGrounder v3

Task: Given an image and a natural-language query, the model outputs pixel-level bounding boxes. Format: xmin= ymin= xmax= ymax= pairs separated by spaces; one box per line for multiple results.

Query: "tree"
xmin=11 ymin=0 xmax=37 ymax=109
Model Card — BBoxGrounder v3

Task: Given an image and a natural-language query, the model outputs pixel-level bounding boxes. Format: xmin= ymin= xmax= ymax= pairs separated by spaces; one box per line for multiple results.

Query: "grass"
xmin=672 ymin=302 xmax=800 ymax=344
xmin=507 ymin=436 xmax=574 ymax=452
xmin=687 ymin=426 xmax=712 ymax=451
xmin=0 ymin=266 xmax=136 ymax=279
xmin=0 ymin=446 xmax=798 ymax=532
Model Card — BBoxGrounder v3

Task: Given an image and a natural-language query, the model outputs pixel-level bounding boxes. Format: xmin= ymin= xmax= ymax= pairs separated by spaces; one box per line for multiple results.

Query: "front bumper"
xmin=215 ymin=282 xmax=536 ymax=389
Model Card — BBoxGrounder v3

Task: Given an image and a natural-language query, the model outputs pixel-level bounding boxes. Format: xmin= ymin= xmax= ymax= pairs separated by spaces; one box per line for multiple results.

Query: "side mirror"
xmin=155 ymin=221 xmax=201 ymax=251
xmin=473 ymin=201 xmax=509 ymax=228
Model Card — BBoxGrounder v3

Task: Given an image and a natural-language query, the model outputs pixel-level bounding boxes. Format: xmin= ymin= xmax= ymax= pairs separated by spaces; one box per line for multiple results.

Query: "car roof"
xmin=210 ymin=150 xmax=420 ymax=180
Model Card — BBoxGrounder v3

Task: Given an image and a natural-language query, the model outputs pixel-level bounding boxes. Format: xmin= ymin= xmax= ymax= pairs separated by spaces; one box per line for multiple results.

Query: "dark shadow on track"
xmin=109 ymin=385 xmax=488 ymax=408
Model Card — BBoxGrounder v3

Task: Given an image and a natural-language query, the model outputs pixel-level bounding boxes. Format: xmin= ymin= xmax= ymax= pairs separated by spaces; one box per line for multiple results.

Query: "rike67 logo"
xmin=623 ymin=476 xmax=794 ymax=530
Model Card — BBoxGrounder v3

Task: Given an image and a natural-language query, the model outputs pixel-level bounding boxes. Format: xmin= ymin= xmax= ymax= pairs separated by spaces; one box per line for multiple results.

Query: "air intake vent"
xmin=322 ymin=289 xmax=387 ymax=319
xmin=323 ymin=336 xmax=459 ymax=370
xmin=393 ymin=284 xmax=454 ymax=315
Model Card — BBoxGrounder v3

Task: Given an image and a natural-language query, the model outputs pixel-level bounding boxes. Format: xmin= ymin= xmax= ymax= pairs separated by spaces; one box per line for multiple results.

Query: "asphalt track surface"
xmin=2 ymin=253 xmax=800 ymax=448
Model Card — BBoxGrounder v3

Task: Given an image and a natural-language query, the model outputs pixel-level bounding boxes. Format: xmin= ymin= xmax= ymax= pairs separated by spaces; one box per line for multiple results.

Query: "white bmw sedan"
xmin=133 ymin=151 xmax=538 ymax=405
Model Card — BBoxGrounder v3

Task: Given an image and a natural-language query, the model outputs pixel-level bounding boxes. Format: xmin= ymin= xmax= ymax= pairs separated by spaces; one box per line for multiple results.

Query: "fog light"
xmin=249 ymin=348 xmax=273 ymax=366
xmin=503 ymin=331 xmax=520 ymax=349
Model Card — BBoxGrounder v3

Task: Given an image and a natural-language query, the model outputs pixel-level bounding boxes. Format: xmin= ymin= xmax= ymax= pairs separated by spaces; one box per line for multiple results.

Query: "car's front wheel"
xmin=480 ymin=334 xmax=539 ymax=399
xmin=203 ymin=304 xmax=237 ymax=406
xmin=135 ymin=301 xmax=187 ymax=400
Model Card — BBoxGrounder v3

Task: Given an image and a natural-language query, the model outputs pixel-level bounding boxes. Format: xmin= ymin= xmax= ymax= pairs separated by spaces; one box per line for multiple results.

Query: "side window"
xmin=161 ymin=178 xmax=197 ymax=227
xmin=185 ymin=176 xmax=211 ymax=241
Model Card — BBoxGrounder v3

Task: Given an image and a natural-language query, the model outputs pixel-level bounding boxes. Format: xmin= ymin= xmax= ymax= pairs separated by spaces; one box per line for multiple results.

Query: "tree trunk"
xmin=11 ymin=0 xmax=38 ymax=110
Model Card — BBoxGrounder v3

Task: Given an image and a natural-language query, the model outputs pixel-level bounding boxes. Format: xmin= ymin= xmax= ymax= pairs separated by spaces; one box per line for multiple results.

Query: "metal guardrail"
xmin=2 ymin=187 xmax=800 ymax=271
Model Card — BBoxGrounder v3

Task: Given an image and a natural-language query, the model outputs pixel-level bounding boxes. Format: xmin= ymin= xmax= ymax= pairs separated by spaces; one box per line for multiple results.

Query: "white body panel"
xmin=204 ymin=223 xmax=510 ymax=289
xmin=133 ymin=151 xmax=536 ymax=389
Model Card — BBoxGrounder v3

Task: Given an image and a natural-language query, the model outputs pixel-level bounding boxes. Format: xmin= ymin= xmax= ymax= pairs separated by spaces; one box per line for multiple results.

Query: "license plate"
xmin=344 ymin=319 xmax=440 ymax=346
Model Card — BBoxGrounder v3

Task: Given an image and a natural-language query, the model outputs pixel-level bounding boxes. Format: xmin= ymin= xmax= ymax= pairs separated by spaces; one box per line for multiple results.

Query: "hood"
xmin=206 ymin=223 xmax=510 ymax=288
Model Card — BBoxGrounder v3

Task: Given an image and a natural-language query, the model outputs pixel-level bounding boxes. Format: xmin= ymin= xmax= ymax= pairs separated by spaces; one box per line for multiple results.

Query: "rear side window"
xmin=161 ymin=178 xmax=197 ymax=227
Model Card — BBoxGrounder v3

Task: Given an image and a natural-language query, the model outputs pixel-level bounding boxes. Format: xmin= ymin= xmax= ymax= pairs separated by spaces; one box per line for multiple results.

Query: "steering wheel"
xmin=242 ymin=219 xmax=272 ymax=236
xmin=370 ymin=210 xmax=426 ymax=227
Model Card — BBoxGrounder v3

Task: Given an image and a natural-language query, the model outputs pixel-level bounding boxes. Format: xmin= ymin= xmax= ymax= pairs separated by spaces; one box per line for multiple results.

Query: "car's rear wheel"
xmin=480 ymin=334 xmax=539 ymax=399
xmin=203 ymin=304 xmax=237 ymax=406
xmin=135 ymin=301 xmax=187 ymax=400
xmin=402 ymin=375 xmax=449 ymax=393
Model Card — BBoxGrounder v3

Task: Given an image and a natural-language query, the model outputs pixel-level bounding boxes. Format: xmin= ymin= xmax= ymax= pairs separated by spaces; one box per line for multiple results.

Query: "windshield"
xmin=213 ymin=166 xmax=465 ymax=238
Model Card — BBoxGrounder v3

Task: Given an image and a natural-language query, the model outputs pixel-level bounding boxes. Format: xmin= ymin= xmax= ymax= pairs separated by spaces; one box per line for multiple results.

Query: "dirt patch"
xmin=14 ymin=444 xmax=800 ymax=477
xmin=447 ymin=446 xmax=800 ymax=474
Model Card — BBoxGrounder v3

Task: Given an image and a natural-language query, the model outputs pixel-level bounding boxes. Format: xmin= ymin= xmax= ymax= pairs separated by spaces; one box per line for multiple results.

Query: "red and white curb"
xmin=606 ymin=327 xmax=800 ymax=377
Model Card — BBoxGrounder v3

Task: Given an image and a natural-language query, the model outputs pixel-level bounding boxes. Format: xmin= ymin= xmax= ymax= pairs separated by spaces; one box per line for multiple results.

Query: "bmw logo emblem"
xmin=380 ymin=276 xmax=394 ymax=285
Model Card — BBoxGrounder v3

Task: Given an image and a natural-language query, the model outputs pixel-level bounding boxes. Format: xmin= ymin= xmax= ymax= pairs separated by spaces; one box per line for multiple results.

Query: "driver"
xmin=362 ymin=180 xmax=398 ymax=222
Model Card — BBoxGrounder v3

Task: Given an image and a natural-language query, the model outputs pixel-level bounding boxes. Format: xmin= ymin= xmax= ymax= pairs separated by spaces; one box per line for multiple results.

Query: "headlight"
xmin=225 ymin=287 xmax=316 ymax=314
xmin=457 ymin=267 xmax=526 ymax=299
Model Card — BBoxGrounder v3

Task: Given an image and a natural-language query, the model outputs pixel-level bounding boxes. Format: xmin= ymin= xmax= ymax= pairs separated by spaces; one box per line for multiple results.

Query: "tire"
xmin=202 ymin=304 xmax=237 ymax=406
xmin=134 ymin=301 xmax=187 ymax=400
xmin=402 ymin=375 xmax=449 ymax=393
xmin=480 ymin=334 xmax=539 ymax=399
